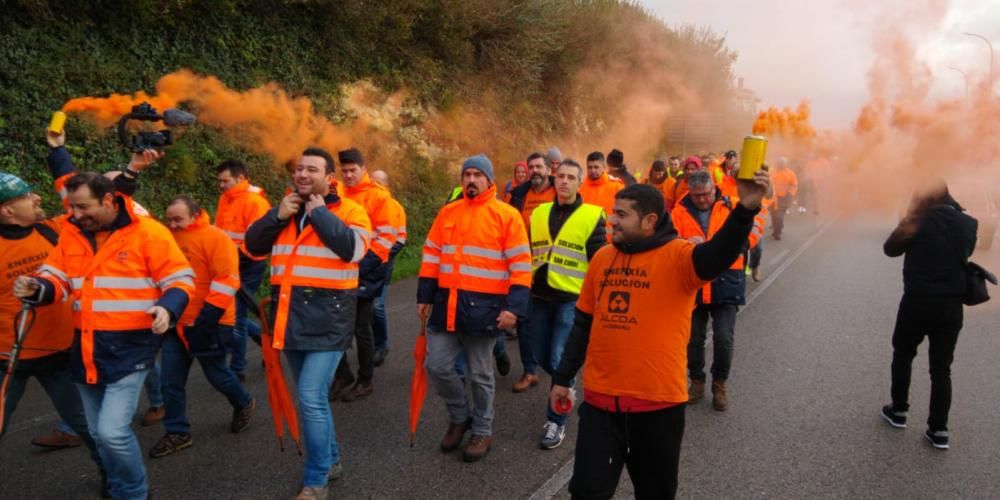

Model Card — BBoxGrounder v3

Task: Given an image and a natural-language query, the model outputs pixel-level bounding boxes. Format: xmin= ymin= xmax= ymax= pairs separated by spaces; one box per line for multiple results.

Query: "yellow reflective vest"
xmin=529 ymin=202 xmax=604 ymax=294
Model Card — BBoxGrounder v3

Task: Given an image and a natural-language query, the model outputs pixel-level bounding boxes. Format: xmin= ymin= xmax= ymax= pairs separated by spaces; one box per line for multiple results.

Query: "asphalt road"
xmin=2 ymin=210 xmax=998 ymax=499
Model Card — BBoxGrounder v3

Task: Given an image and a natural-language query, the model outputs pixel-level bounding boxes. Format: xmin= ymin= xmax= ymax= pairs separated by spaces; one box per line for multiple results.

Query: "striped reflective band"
xmin=73 ymin=299 xmax=157 ymax=312
xmin=376 ymin=225 xmax=397 ymax=236
xmin=210 ymin=281 xmax=238 ymax=296
xmin=39 ymin=264 xmax=69 ymax=283
xmin=71 ymin=278 xmax=83 ymax=289
xmin=462 ymin=246 xmax=504 ymax=260
xmin=271 ymin=265 xmax=358 ymax=280
xmin=422 ymin=254 xmax=440 ymax=264
xmin=441 ymin=245 xmax=457 ymax=254
xmin=351 ymin=226 xmax=372 ymax=241
xmin=549 ymin=266 xmax=587 ymax=279
xmin=508 ymin=263 xmax=532 ymax=272
xmin=550 ymin=246 xmax=584 ymax=260
xmin=70 ymin=277 xmax=156 ymax=289
xmin=374 ymin=237 xmax=394 ymax=249
xmin=351 ymin=231 xmax=367 ymax=263
xmin=158 ymin=269 xmax=195 ymax=288
xmin=424 ymin=239 xmax=440 ymax=250
xmin=459 ymin=265 xmax=509 ymax=280
xmin=223 ymin=230 xmax=246 ymax=240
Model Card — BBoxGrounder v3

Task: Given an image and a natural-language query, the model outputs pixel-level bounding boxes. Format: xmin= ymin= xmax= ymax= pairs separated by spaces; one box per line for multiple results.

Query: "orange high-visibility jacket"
xmin=343 ymin=173 xmax=397 ymax=263
xmin=578 ymin=172 xmax=623 ymax=220
xmin=172 ymin=211 xmax=240 ymax=328
xmin=34 ymin=198 xmax=195 ymax=384
xmin=264 ymin=197 xmax=372 ymax=350
xmin=386 ymin=195 xmax=408 ymax=258
xmin=772 ymin=168 xmax=799 ymax=199
xmin=418 ymin=185 xmax=532 ymax=333
xmin=215 ymin=180 xmax=271 ymax=258
xmin=671 ymin=193 xmax=762 ymax=304
xmin=0 ymin=217 xmax=72 ymax=362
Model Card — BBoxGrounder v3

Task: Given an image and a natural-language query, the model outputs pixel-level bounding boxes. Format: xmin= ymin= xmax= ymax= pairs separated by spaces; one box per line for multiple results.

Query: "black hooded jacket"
xmin=884 ymin=193 xmax=978 ymax=298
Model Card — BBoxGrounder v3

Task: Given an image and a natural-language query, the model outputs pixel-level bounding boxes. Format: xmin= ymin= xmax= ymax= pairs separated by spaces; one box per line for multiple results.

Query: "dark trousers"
xmin=569 ymin=403 xmax=685 ymax=500
xmin=771 ymin=196 xmax=790 ymax=237
xmin=890 ymin=295 xmax=963 ymax=431
xmin=230 ymin=255 xmax=266 ymax=375
xmin=748 ymin=240 xmax=763 ymax=270
xmin=336 ymin=298 xmax=375 ymax=384
xmin=688 ymin=303 xmax=738 ymax=382
xmin=1 ymin=356 xmax=102 ymax=468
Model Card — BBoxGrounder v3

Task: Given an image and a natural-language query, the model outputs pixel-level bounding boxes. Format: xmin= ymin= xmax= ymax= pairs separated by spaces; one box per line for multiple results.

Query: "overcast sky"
xmin=642 ymin=0 xmax=1000 ymax=129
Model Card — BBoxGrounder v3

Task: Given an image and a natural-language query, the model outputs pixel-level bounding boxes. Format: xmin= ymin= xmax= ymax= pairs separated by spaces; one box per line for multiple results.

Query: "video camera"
xmin=117 ymin=102 xmax=195 ymax=152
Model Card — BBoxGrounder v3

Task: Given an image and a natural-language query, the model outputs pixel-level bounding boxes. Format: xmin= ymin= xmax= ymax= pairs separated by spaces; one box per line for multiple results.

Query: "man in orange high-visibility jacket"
xmin=148 ymin=195 xmax=255 ymax=459
xmin=550 ymin=168 xmax=770 ymax=499
xmin=580 ymin=151 xmax=624 ymax=222
xmin=369 ymin=170 xmax=407 ymax=367
xmin=15 ymin=172 xmax=194 ymax=500
xmin=671 ymin=171 xmax=762 ymax=412
xmin=417 ymin=154 xmax=532 ymax=463
xmin=244 ymin=147 xmax=371 ymax=497
xmin=331 ymin=148 xmax=399 ymax=402
xmin=214 ymin=159 xmax=271 ymax=380
xmin=770 ymin=157 xmax=798 ymax=240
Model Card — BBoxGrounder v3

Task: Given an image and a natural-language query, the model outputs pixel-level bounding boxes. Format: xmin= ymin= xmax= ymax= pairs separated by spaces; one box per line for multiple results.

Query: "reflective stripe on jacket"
xmin=172 ymin=211 xmax=240 ymax=327
xmin=529 ymin=202 xmax=604 ymax=294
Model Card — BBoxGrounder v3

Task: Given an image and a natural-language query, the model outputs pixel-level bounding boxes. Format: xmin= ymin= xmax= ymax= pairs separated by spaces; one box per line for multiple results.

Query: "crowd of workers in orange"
xmin=3 ymin=119 xmax=847 ymax=499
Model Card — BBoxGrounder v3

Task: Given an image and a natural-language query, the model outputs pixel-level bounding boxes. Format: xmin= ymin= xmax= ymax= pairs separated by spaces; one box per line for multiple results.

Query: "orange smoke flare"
xmin=61 ymin=69 xmax=356 ymax=165
xmin=752 ymin=100 xmax=817 ymax=139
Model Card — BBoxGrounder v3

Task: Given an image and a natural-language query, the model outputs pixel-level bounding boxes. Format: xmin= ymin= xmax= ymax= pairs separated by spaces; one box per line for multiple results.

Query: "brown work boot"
xmin=341 ymin=381 xmax=374 ymax=402
xmin=712 ymin=380 xmax=728 ymax=411
xmin=148 ymin=433 xmax=192 ymax=458
xmin=295 ymin=485 xmax=328 ymax=500
xmin=751 ymin=267 xmax=761 ymax=283
xmin=512 ymin=373 xmax=539 ymax=393
xmin=231 ymin=398 xmax=255 ymax=433
xmin=462 ymin=434 xmax=493 ymax=462
xmin=688 ymin=379 xmax=705 ymax=404
xmin=140 ymin=406 xmax=165 ymax=427
xmin=30 ymin=429 xmax=83 ymax=449
xmin=440 ymin=418 xmax=472 ymax=452
xmin=328 ymin=374 xmax=355 ymax=402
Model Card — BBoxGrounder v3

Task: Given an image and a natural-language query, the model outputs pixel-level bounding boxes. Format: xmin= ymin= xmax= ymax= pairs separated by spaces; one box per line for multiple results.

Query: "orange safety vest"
xmin=419 ymin=184 xmax=532 ymax=332
xmin=0 ymin=217 xmax=73 ymax=361
xmin=576 ymin=240 xmax=707 ymax=403
xmin=342 ymin=173 xmax=398 ymax=263
xmin=671 ymin=196 xmax=762 ymax=303
xmin=215 ymin=180 xmax=271 ymax=259
xmin=36 ymin=198 xmax=195 ymax=383
xmin=269 ymin=198 xmax=372 ymax=349
xmin=172 ymin=211 xmax=240 ymax=328
xmin=578 ymin=172 xmax=623 ymax=220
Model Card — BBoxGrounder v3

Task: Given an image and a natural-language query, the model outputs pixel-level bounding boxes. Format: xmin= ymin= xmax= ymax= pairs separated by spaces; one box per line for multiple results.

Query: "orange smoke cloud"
xmin=752 ymin=100 xmax=817 ymax=139
xmin=63 ymin=69 xmax=360 ymax=166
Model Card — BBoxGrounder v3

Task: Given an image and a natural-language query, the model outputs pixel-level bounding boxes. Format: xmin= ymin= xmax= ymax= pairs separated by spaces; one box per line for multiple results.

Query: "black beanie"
xmin=607 ymin=149 xmax=624 ymax=168
xmin=338 ymin=148 xmax=365 ymax=166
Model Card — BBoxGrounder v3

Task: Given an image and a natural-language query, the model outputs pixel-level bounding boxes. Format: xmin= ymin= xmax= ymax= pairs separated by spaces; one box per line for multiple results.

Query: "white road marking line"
xmin=529 ymin=217 xmax=837 ymax=499
xmin=765 ymin=249 xmax=791 ymax=269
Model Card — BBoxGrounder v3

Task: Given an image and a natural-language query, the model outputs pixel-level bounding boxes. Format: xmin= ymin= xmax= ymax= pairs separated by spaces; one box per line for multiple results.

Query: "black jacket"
xmin=552 ymin=202 xmax=760 ymax=387
xmin=244 ymin=192 xmax=359 ymax=351
xmin=884 ymin=195 xmax=977 ymax=298
xmin=531 ymin=195 xmax=607 ymax=302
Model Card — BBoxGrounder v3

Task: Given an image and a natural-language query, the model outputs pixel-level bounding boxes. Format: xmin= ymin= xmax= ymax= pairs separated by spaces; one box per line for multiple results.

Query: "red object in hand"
xmin=554 ymin=388 xmax=577 ymax=415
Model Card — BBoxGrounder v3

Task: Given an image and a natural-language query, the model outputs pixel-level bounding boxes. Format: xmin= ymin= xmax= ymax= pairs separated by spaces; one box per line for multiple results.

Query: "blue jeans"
xmin=231 ymin=255 xmax=266 ymax=375
xmin=144 ymin=361 xmax=163 ymax=407
xmin=528 ymin=299 xmax=576 ymax=425
xmin=77 ymin=370 xmax=149 ymax=500
xmin=284 ymin=350 xmax=343 ymax=488
xmin=372 ymin=259 xmax=395 ymax=351
xmin=161 ymin=330 xmax=252 ymax=434
xmin=518 ymin=312 xmax=538 ymax=375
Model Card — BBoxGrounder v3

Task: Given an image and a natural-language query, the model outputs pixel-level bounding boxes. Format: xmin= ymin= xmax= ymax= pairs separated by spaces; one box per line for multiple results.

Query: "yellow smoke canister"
xmin=738 ymin=135 xmax=767 ymax=179
xmin=48 ymin=111 xmax=67 ymax=135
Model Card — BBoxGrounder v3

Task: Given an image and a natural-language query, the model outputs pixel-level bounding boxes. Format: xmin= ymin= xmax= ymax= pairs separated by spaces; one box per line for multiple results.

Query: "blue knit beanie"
xmin=461 ymin=154 xmax=494 ymax=183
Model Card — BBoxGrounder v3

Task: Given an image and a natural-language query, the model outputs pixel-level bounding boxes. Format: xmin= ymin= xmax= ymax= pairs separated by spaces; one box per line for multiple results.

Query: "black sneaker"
xmin=880 ymin=405 xmax=907 ymax=428
xmin=373 ymin=348 xmax=389 ymax=367
xmin=495 ymin=352 xmax=511 ymax=377
xmin=149 ymin=433 xmax=192 ymax=458
xmin=924 ymin=429 xmax=949 ymax=450
xmin=231 ymin=398 xmax=255 ymax=433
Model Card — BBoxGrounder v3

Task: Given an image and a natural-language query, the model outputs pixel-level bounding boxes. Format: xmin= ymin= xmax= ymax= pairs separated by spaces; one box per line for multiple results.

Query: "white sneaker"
xmin=539 ymin=421 xmax=566 ymax=450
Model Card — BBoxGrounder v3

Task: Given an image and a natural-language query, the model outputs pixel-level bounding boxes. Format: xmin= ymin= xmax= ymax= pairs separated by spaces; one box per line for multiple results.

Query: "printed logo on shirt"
xmin=117 ymin=251 xmax=129 ymax=262
xmin=608 ymin=291 xmax=630 ymax=313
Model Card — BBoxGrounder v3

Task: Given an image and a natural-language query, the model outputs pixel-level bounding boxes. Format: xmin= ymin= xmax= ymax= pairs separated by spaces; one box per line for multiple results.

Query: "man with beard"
xmin=579 ymin=152 xmax=624 ymax=225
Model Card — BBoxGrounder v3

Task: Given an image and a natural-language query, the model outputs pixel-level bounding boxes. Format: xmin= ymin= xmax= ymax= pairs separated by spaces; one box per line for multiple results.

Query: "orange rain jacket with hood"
xmin=342 ymin=173 xmax=399 ymax=299
xmin=215 ymin=179 xmax=271 ymax=259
